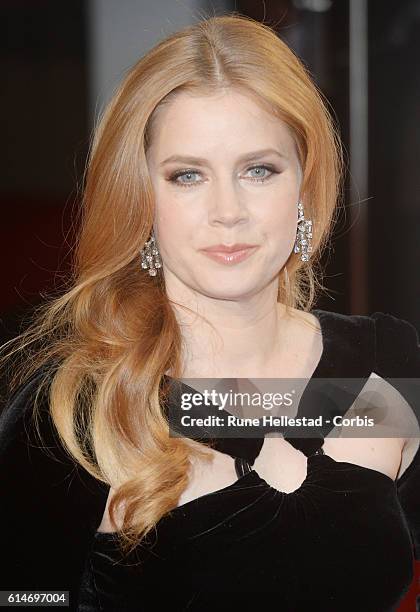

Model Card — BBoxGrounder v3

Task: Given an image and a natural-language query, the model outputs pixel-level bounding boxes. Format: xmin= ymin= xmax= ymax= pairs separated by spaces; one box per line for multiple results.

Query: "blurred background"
xmin=1 ymin=1 xmax=419 ymax=608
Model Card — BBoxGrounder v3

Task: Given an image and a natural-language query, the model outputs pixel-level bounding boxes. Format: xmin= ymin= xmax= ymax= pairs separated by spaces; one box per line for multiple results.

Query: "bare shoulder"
xmin=341 ymin=372 xmax=419 ymax=442
xmin=323 ymin=371 xmax=419 ymax=480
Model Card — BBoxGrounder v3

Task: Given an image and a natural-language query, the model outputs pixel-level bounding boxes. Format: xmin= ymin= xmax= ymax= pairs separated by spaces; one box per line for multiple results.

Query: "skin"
xmin=97 ymin=89 xmax=413 ymax=530
xmin=144 ymin=87 xmax=409 ymax=487
xmin=145 ymin=88 xmax=307 ymax=378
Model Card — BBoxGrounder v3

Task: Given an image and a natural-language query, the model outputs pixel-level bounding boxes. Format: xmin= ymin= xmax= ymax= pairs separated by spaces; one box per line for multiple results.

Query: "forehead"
xmin=147 ymin=89 xmax=297 ymax=159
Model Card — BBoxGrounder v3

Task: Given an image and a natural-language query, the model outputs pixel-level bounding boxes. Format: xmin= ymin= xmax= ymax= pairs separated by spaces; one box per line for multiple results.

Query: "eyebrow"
xmin=160 ymin=148 xmax=288 ymax=167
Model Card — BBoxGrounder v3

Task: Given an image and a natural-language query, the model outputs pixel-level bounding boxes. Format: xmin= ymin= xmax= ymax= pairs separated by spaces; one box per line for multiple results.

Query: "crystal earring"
xmin=140 ymin=231 xmax=162 ymax=276
xmin=294 ymin=201 xmax=313 ymax=262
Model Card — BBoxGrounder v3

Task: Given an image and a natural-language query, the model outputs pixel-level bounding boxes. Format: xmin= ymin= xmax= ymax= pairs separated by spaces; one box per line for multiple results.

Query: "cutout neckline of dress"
xmin=94 ymin=309 xmax=407 ymax=538
xmin=94 ymin=452 xmax=396 ymax=539
xmin=95 ymin=309 xmax=330 ymax=538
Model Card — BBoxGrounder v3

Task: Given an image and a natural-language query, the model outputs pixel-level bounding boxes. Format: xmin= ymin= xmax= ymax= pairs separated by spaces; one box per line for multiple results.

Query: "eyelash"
xmin=168 ymin=164 xmax=279 ymax=188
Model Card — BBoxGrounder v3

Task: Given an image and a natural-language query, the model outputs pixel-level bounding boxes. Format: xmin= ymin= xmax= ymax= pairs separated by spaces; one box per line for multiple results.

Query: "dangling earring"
xmin=140 ymin=231 xmax=162 ymax=276
xmin=294 ymin=201 xmax=313 ymax=262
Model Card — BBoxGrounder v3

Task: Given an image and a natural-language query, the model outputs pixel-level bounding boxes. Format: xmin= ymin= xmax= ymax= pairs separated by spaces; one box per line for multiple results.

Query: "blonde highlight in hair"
xmin=0 ymin=14 xmax=344 ymax=557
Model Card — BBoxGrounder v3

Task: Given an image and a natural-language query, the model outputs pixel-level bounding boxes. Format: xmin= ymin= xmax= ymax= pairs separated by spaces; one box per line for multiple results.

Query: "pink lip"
xmin=201 ymin=243 xmax=257 ymax=253
xmin=200 ymin=246 xmax=258 ymax=265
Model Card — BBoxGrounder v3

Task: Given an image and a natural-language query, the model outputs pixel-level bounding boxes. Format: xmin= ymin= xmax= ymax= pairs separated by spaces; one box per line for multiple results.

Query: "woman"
xmin=1 ymin=13 xmax=419 ymax=612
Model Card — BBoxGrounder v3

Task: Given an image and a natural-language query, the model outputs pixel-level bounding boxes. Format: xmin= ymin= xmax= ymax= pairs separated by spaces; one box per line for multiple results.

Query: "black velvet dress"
xmin=1 ymin=309 xmax=419 ymax=611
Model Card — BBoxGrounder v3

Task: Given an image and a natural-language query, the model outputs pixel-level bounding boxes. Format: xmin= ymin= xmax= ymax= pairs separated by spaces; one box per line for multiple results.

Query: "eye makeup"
xmin=166 ymin=164 xmax=281 ymax=188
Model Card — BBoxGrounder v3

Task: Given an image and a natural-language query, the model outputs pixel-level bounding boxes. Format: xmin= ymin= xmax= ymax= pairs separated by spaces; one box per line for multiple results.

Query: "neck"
xmin=167 ymin=285 xmax=292 ymax=379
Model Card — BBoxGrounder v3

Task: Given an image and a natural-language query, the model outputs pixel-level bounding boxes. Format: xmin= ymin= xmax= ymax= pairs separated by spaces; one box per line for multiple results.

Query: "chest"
xmin=254 ymin=435 xmax=407 ymax=493
xmin=175 ymin=434 xmax=407 ymax=508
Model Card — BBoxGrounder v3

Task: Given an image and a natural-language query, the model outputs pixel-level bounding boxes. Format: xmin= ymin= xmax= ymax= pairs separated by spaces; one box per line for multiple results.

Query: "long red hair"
xmin=0 ymin=13 xmax=344 ymax=555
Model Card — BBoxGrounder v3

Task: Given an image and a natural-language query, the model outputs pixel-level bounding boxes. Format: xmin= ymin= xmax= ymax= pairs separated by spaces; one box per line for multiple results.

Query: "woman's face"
xmin=145 ymin=89 xmax=302 ymax=302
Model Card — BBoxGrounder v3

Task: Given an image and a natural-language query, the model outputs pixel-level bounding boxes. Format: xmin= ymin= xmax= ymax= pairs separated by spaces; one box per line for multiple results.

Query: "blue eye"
xmin=168 ymin=164 xmax=278 ymax=188
xmin=246 ymin=166 xmax=273 ymax=181
xmin=170 ymin=170 xmax=200 ymax=187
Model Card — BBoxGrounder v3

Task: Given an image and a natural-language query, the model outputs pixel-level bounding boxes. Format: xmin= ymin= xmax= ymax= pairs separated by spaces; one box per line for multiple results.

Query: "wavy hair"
xmin=0 ymin=13 xmax=344 ymax=556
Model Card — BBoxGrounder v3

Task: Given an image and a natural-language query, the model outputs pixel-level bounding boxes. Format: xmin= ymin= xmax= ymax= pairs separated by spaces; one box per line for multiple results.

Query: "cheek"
xmin=262 ymin=201 xmax=298 ymax=255
xmin=263 ymin=196 xmax=298 ymax=232
xmin=153 ymin=202 xmax=195 ymax=257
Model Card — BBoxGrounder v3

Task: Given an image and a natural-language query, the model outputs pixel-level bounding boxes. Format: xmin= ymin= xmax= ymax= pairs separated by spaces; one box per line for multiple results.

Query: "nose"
xmin=208 ymin=179 xmax=250 ymax=227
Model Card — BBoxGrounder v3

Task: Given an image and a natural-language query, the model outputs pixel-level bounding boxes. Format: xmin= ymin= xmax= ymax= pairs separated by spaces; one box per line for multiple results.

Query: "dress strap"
xmin=235 ymin=456 xmax=253 ymax=477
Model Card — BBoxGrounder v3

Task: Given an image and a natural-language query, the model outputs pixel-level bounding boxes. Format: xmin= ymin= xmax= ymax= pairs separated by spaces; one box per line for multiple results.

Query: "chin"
xmin=195 ymin=277 xmax=260 ymax=300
